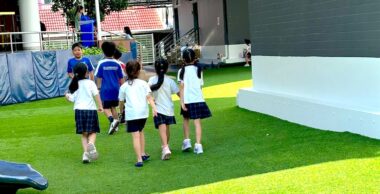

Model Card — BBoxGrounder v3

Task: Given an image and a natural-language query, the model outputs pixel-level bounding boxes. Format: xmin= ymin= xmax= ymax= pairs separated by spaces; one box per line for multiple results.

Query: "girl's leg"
xmin=183 ymin=118 xmax=190 ymax=139
xmin=131 ymin=132 xmax=142 ymax=162
xmin=194 ymin=119 xmax=202 ymax=144
xmin=140 ymin=131 xmax=146 ymax=156
xmin=87 ymin=132 xmax=98 ymax=160
xmin=166 ymin=125 xmax=170 ymax=145
xmin=158 ymin=124 xmax=168 ymax=148
xmin=81 ymin=132 xmax=89 ymax=152
xmin=88 ymin=132 xmax=96 ymax=145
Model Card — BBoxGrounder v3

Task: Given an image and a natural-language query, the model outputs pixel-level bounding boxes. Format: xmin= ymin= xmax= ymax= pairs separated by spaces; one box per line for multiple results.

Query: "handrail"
xmin=0 ymin=30 xmax=96 ymax=53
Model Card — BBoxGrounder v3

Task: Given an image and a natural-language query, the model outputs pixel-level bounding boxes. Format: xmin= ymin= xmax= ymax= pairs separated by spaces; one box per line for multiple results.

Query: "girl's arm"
xmin=65 ymin=92 xmax=74 ymax=102
xmin=94 ymin=94 xmax=103 ymax=112
xmin=119 ymin=100 xmax=125 ymax=115
xmin=179 ymin=82 xmax=187 ymax=111
xmin=146 ymin=94 xmax=158 ymax=117
xmin=68 ymin=73 xmax=74 ymax=79
xmin=89 ymin=71 xmax=94 ymax=81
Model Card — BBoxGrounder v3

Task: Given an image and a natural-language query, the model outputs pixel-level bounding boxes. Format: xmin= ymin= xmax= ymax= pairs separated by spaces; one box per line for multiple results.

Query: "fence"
xmin=0 ymin=50 xmax=133 ymax=106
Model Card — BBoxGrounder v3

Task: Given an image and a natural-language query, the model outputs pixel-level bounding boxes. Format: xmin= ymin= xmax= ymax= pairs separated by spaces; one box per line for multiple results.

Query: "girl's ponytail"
xmin=151 ymin=59 xmax=169 ymax=91
xmin=68 ymin=63 xmax=88 ymax=93
xmin=180 ymin=48 xmax=202 ymax=80
xmin=69 ymin=76 xmax=79 ymax=94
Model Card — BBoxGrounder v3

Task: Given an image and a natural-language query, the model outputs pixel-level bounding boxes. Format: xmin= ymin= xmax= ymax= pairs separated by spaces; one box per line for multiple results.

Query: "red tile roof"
xmin=39 ymin=5 xmax=164 ymax=32
xmin=39 ymin=4 xmax=68 ymax=31
xmin=101 ymin=7 xmax=164 ymax=32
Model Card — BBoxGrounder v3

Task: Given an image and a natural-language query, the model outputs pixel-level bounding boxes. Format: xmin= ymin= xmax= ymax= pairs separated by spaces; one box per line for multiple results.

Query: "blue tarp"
xmin=0 ymin=50 xmax=135 ymax=106
xmin=56 ymin=50 xmax=72 ymax=96
xmin=7 ymin=52 xmax=37 ymax=103
xmin=32 ymin=51 xmax=60 ymax=99
xmin=0 ymin=54 xmax=14 ymax=104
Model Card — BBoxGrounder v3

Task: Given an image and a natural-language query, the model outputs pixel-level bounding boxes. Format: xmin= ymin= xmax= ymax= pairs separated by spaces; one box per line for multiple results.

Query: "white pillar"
xmin=19 ymin=0 xmax=41 ymax=50
xmin=95 ymin=0 xmax=102 ymax=41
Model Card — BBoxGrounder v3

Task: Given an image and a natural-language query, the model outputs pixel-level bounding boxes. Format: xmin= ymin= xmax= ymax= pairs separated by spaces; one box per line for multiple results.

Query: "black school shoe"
xmin=135 ymin=162 xmax=143 ymax=167
xmin=142 ymin=155 xmax=150 ymax=161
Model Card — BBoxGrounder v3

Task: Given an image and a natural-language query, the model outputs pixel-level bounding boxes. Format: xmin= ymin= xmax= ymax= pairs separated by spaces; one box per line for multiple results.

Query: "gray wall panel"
xmin=176 ymin=0 xmax=194 ymax=38
xmin=249 ymin=0 xmax=380 ymax=57
xmin=197 ymin=0 xmax=225 ymax=46
xmin=174 ymin=0 xmax=225 ymax=46
xmin=226 ymin=0 xmax=250 ymax=44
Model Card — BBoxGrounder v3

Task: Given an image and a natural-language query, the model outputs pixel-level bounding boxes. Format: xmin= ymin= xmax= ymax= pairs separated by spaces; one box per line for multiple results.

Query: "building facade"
xmin=173 ymin=0 xmax=250 ymax=63
xmin=238 ymin=0 xmax=380 ymax=139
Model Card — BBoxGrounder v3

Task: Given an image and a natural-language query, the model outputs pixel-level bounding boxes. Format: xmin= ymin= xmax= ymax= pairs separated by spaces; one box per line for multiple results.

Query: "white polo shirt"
xmin=66 ymin=79 xmax=99 ymax=110
xmin=177 ymin=65 xmax=204 ymax=104
xmin=148 ymin=75 xmax=179 ymax=116
xmin=118 ymin=79 xmax=151 ymax=121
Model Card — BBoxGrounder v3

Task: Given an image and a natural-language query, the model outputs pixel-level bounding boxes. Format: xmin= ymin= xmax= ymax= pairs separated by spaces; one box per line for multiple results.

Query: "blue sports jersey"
xmin=67 ymin=57 xmax=94 ymax=73
xmin=95 ymin=58 xmax=124 ymax=101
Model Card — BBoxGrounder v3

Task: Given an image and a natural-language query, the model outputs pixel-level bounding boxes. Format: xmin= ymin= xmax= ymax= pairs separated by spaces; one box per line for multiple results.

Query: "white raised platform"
xmin=237 ymin=56 xmax=380 ymax=139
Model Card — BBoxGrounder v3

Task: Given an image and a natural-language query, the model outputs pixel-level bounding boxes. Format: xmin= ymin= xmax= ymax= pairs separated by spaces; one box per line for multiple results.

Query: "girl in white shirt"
xmin=178 ymin=49 xmax=212 ymax=154
xmin=119 ymin=61 xmax=158 ymax=167
xmin=148 ymin=59 xmax=180 ymax=160
xmin=65 ymin=63 xmax=103 ymax=164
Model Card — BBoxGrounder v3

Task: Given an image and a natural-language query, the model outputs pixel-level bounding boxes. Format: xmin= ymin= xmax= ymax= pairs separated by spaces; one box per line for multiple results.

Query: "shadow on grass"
xmin=147 ymin=97 xmax=379 ymax=193
xmin=13 ymin=97 xmax=380 ymax=194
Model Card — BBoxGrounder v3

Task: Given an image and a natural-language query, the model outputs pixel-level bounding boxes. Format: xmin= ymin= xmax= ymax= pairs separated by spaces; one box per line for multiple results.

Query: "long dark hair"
xmin=150 ymin=59 xmax=169 ymax=91
xmin=126 ymin=60 xmax=141 ymax=85
xmin=179 ymin=48 xmax=201 ymax=80
xmin=124 ymin=26 xmax=133 ymax=38
xmin=69 ymin=63 xmax=87 ymax=93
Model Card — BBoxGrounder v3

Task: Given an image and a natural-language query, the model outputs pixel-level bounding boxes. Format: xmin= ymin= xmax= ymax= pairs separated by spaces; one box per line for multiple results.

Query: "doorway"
xmin=192 ymin=2 xmax=199 ymax=44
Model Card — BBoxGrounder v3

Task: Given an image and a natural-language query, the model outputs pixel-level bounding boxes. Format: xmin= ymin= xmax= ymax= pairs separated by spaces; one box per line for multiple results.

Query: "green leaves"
xmin=51 ymin=0 xmax=129 ymax=27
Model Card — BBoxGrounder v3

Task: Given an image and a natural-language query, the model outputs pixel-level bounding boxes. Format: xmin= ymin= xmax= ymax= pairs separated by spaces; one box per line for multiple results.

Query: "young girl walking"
xmin=148 ymin=59 xmax=180 ymax=160
xmin=119 ymin=61 xmax=158 ymax=167
xmin=65 ymin=63 xmax=103 ymax=163
xmin=178 ymin=48 xmax=212 ymax=154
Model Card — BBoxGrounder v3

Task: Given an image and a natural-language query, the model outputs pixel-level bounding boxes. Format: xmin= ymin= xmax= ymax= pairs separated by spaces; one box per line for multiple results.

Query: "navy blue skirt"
xmin=153 ymin=113 xmax=176 ymax=129
xmin=180 ymin=102 xmax=212 ymax=119
xmin=126 ymin=118 xmax=147 ymax=133
xmin=75 ymin=110 xmax=100 ymax=134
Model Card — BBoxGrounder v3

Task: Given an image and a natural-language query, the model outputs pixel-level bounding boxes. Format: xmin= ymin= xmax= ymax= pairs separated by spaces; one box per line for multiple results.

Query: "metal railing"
xmin=154 ymin=28 xmax=198 ymax=64
xmin=0 ymin=31 xmax=97 ymax=53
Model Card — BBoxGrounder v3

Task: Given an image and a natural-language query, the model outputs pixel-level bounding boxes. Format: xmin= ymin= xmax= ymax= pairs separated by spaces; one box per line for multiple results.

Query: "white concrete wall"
xmin=223 ymin=44 xmax=246 ymax=64
xmin=19 ymin=0 xmax=41 ymax=50
xmin=237 ymin=56 xmax=380 ymax=139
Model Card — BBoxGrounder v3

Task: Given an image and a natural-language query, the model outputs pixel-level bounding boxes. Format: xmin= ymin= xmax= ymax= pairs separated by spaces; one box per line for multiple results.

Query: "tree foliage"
xmin=51 ymin=0 xmax=129 ymax=27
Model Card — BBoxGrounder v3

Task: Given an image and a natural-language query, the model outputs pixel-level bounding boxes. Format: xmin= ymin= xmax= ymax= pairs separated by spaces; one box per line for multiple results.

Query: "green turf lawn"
xmin=0 ymin=66 xmax=379 ymax=193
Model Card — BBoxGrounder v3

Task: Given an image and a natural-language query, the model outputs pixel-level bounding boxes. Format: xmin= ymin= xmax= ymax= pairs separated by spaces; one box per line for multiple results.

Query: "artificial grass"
xmin=0 ymin=66 xmax=379 ymax=193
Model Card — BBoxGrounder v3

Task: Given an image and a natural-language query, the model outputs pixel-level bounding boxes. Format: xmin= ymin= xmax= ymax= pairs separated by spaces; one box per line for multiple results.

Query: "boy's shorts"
xmin=102 ymin=100 xmax=119 ymax=109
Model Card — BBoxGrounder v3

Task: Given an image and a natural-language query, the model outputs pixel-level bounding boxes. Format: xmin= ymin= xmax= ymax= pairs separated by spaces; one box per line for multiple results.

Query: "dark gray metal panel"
xmin=197 ymin=0 xmax=225 ymax=46
xmin=249 ymin=0 xmax=380 ymax=57
xmin=226 ymin=0 xmax=250 ymax=44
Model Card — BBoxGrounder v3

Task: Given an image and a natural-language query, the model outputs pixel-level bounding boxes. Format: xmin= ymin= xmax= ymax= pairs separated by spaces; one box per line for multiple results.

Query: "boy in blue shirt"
xmin=67 ymin=42 xmax=95 ymax=80
xmin=95 ymin=41 xmax=124 ymax=135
